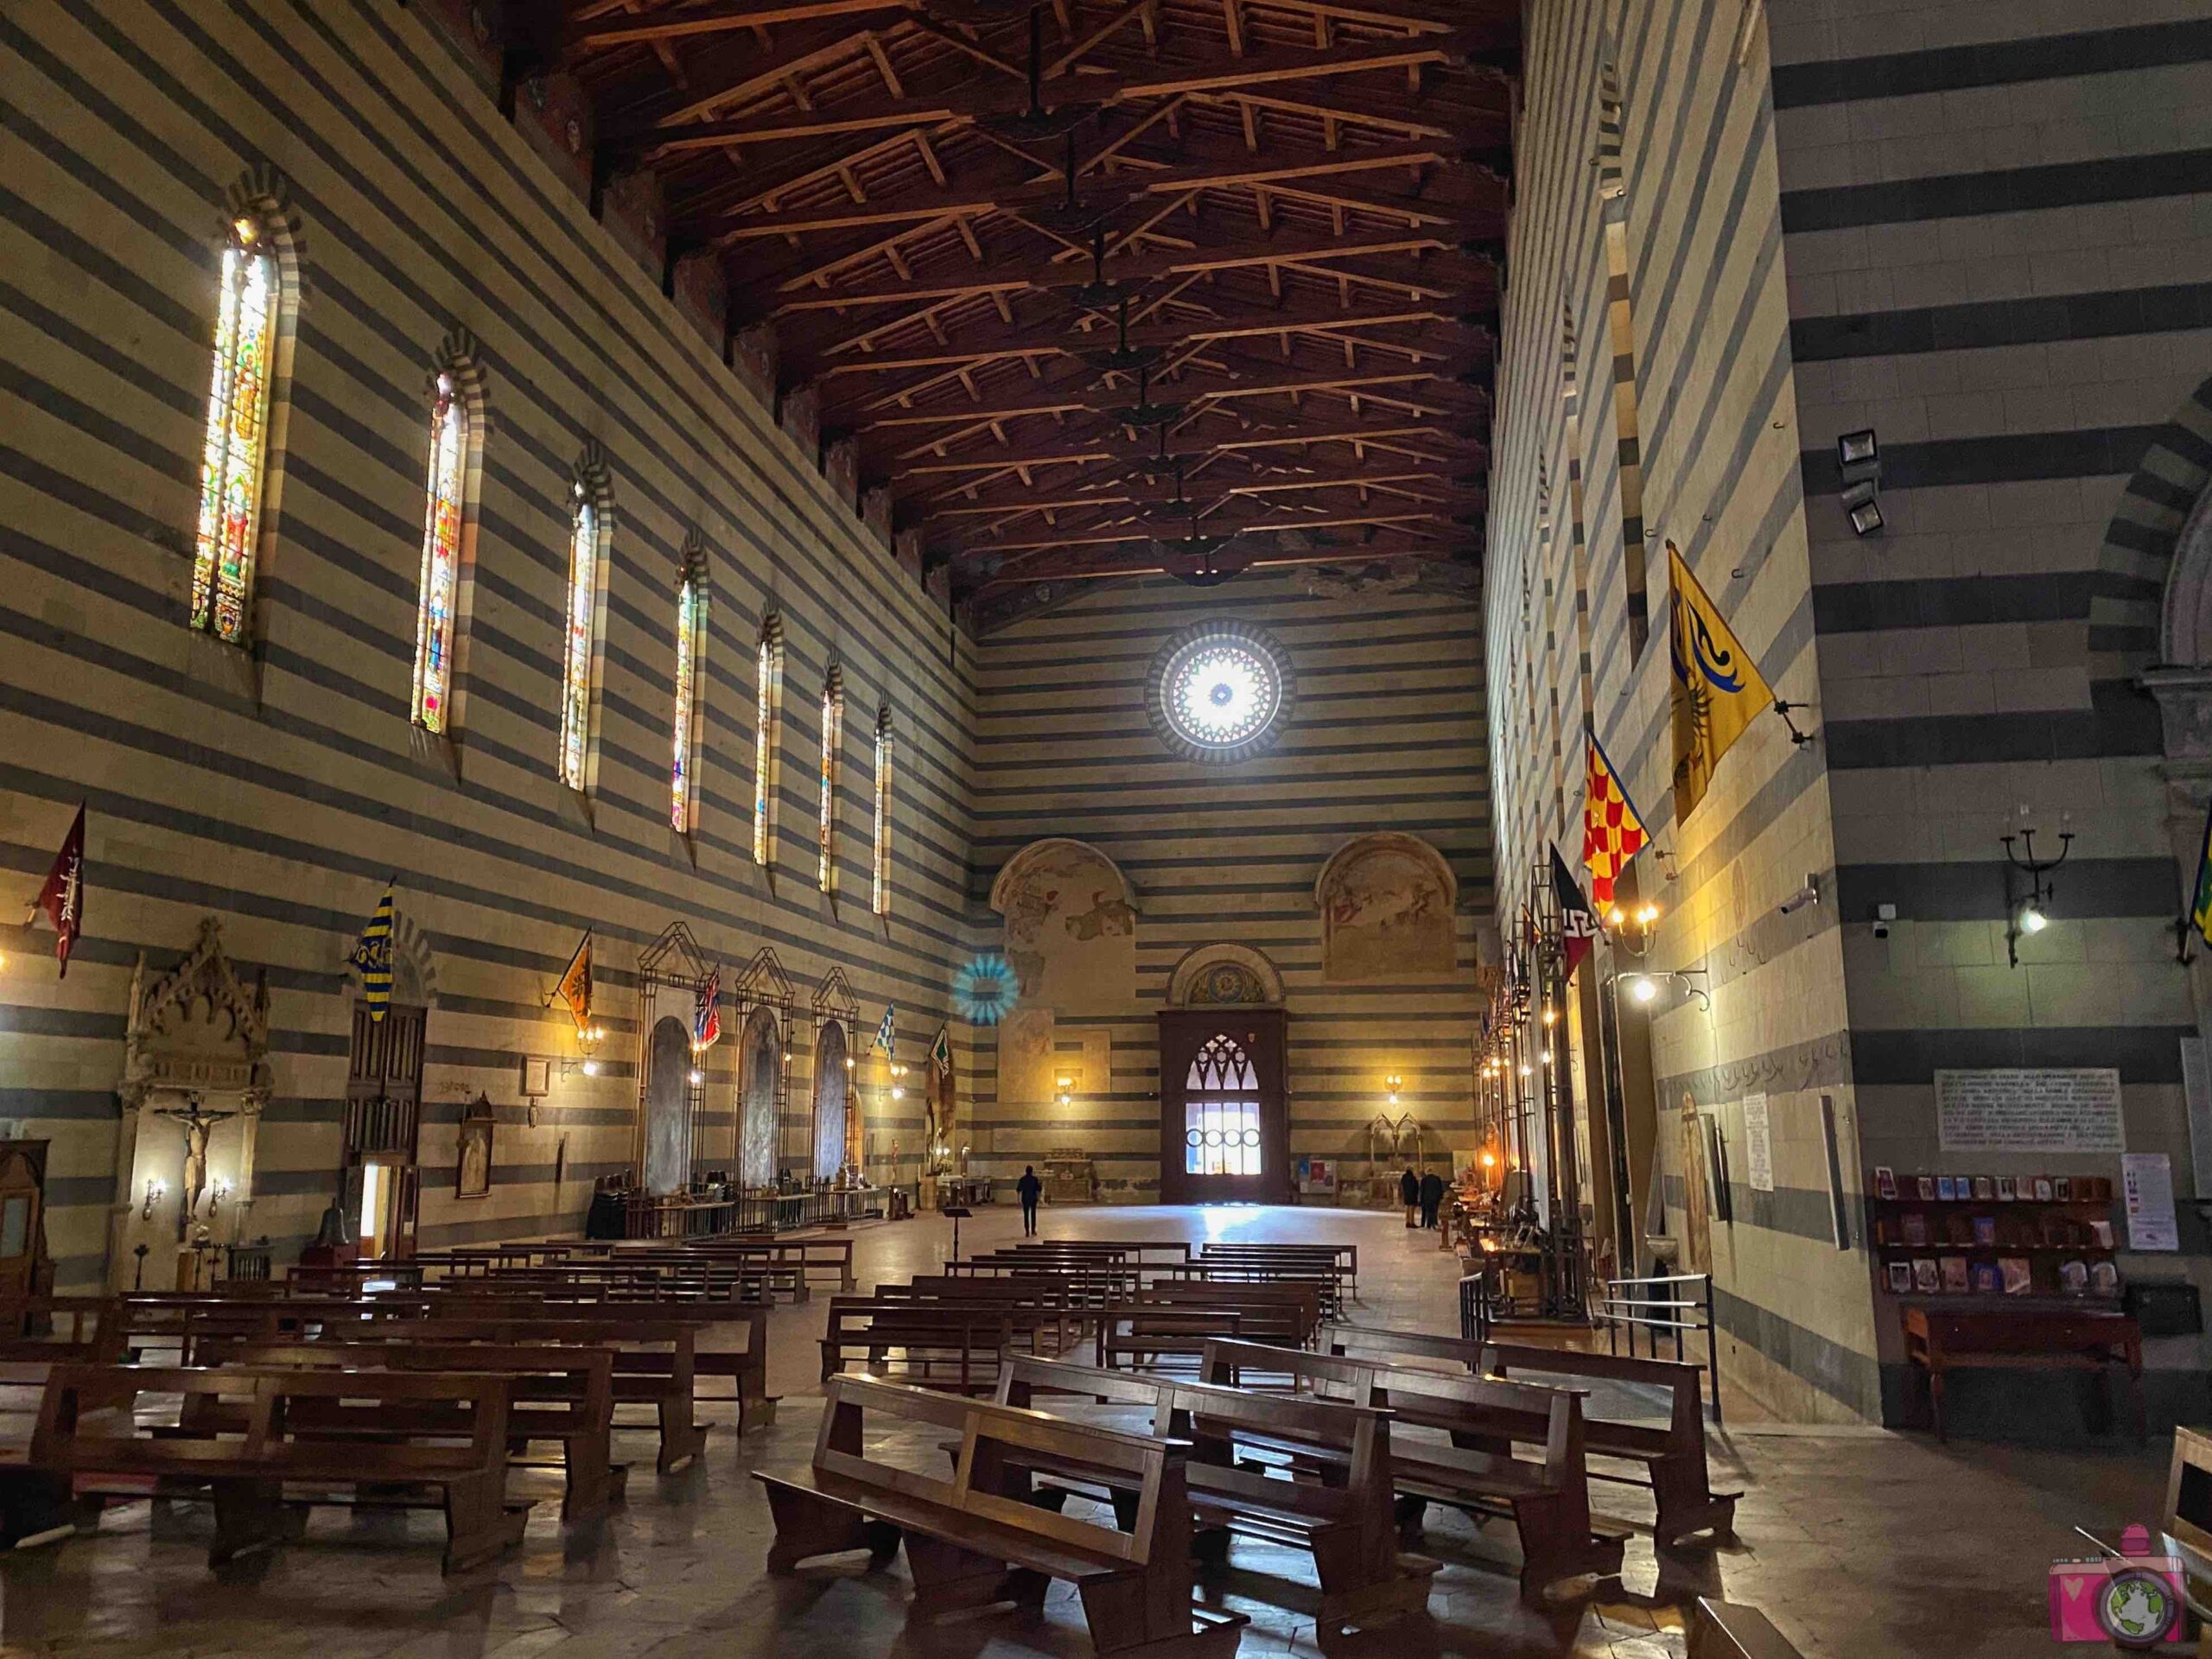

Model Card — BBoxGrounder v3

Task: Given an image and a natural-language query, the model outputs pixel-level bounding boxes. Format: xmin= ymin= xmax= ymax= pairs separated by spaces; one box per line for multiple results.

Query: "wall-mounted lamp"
xmin=1610 ymin=969 xmax=1711 ymax=1014
xmin=141 ymin=1179 xmax=166 ymax=1220
xmin=2002 ymin=822 xmax=2072 ymax=969
xmin=1384 ymin=1072 xmax=1402 ymax=1105
xmin=688 ymin=1068 xmax=703 ymax=1086
xmin=566 ymin=1022 xmax=608 ymax=1079
xmin=207 ymin=1178 xmax=232 ymax=1217
xmin=1605 ymin=901 xmax=1662 ymax=959
xmin=1054 ymin=1074 xmax=1073 ymax=1109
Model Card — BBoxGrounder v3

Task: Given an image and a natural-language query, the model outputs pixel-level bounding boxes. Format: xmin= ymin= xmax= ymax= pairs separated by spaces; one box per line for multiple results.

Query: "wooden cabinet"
xmin=0 ymin=1141 xmax=54 ymax=1313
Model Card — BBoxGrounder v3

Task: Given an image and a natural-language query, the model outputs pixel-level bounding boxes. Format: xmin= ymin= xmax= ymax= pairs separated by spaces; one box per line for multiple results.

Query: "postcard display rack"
xmin=1866 ymin=1170 xmax=2122 ymax=1303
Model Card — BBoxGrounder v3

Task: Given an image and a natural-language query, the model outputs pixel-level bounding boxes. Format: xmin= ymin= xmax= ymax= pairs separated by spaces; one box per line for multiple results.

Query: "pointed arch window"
xmin=871 ymin=706 xmax=894 ymax=916
xmin=558 ymin=464 xmax=610 ymax=792
xmin=671 ymin=542 xmax=709 ymax=833
xmin=192 ymin=215 xmax=283 ymax=642
xmin=753 ymin=617 xmax=784 ymax=865
xmin=410 ymin=373 xmax=470 ymax=732
xmin=1184 ymin=1034 xmax=1262 ymax=1177
xmin=818 ymin=668 xmax=845 ymax=893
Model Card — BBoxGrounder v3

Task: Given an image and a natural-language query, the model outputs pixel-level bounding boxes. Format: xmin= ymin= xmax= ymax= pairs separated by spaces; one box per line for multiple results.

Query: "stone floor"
xmin=0 ymin=1205 xmax=2173 ymax=1657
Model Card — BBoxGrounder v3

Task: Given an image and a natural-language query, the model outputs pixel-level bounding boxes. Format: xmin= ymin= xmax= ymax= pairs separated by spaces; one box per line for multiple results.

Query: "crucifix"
xmin=153 ymin=1095 xmax=238 ymax=1236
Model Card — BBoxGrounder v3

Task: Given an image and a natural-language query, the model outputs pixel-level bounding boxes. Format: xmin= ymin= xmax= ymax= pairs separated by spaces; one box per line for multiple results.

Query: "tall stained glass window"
xmin=1184 ymin=1034 xmax=1263 ymax=1177
xmin=671 ymin=552 xmax=707 ymax=832
xmin=410 ymin=374 xmax=467 ymax=732
xmin=753 ymin=620 xmax=782 ymax=865
xmin=818 ymin=671 xmax=844 ymax=893
xmin=191 ymin=216 xmax=281 ymax=642
xmin=557 ymin=480 xmax=602 ymax=791
xmin=871 ymin=706 xmax=893 ymax=916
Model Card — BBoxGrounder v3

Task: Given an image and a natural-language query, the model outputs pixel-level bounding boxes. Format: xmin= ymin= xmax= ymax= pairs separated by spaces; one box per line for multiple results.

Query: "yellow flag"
xmin=555 ymin=932 xmax=594 ymax=1033
xmin=1669 ymin=543 xmax=1772 ymax=823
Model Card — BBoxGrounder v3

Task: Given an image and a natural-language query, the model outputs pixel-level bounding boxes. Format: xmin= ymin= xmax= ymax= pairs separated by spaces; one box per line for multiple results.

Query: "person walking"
xmin=1399 ymin=1166 xmax=1421 ymax=1229
xmin=1418 ymin=1168 xmax=1445 ymax=1230
xmin=1017 ymin=1164 xmax=1043 ymax=1237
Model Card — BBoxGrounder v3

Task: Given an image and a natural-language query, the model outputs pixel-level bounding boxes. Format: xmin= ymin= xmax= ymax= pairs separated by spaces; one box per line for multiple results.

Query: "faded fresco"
xmin=995 ymin=840 xmax=1137 ymax=1009
xmin=997 ymin=1007 xmax=1058 ymax=1107
xmin=1316 ymin=834 xmax=1458 ymax=981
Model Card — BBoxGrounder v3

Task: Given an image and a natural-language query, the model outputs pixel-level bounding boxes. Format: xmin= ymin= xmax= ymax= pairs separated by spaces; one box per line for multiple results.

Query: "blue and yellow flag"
xmin=1669 ymin=542 xmax=1772 ymax=823
xmin=2190 ymin=798 xmax=2212 ymax=948
xmin=348 ymin=887 xmax=396 ymax=1021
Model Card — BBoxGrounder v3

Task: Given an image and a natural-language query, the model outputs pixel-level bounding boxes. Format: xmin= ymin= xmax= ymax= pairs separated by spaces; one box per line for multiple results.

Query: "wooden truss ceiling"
xmin=563 ymin=0 xmax=1518 ymax=621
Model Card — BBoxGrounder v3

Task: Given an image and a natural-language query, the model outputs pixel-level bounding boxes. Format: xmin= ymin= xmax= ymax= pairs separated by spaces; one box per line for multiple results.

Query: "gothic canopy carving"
xmin=122 ymin=917 xmax=271 ymax=1106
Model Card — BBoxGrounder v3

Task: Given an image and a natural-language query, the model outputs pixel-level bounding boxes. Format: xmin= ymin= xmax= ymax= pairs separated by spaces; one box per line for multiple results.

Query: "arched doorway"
xmin=1158 ymin=1014 xmax=1287 ymax=1205
xmin=738 ymin=1007 xmax=780 ymax=1188
xmin=812 ymin=1020 xmax=849 ymax=1182
xmin=642 ymin=1016 xmax=694 ymax=1195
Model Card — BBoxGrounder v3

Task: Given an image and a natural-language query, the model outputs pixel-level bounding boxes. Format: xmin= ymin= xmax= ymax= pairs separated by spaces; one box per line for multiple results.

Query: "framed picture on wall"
xmin=457 ymin=1095 xmax=496 ymax=1199
xmin=522 ymin=1057 xmax=551 ymax=1097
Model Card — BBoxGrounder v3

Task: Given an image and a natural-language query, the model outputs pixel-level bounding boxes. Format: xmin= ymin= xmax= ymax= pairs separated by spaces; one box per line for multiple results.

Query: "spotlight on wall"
xmin=2018 ymin=899 xmax=2049 ymax=935
xmin=1629 ymin=974 xmax=1657 ymax=1005
xmin=1837 ymin=429 xmax=1885 ymax=536
xmin=688 ymin=1068 xmax=703 ymax=1086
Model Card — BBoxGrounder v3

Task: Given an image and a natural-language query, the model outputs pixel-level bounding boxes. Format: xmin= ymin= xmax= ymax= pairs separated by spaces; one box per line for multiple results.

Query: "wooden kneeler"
xmin=758 ymin=1374 xmax=1247 ymax=1658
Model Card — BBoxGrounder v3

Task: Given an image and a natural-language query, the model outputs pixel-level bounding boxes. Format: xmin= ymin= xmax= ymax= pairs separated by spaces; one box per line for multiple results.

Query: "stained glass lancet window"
xmin=871 ymin=706 xmax=893 ymax=916
xmin=557 ymin=480 xmax=602 ymax=791
xmin=753 ymin=620 xmax=782 ymax=865
xmin=410 ymin=374 xmax=467 ymax=732
xmin=818 ymin=671 xmax=844 ymax=893
xmin=191 ymin=217 xmax=281 ymax=642
xmin=671 ymin=550 xmax=707 ymax=832
xmin=1184 ymin=1034 xmax=1262 ymax=1177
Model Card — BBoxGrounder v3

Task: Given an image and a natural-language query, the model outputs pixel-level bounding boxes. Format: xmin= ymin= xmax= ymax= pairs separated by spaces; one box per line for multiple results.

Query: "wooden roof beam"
xmin=568 ymin=0 xmax=918 ymax=54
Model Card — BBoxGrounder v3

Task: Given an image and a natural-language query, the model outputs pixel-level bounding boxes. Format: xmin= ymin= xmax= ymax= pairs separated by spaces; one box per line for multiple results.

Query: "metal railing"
xmin=1598 ymin=1270 xmax=1723 ymax=1424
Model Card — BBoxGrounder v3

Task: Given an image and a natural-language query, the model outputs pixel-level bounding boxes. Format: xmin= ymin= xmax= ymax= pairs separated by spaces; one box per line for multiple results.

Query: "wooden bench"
xmin=1202 ymin=1339 xmax=1626 ymax=1596
xmin=213 ymin=1339 xmax=625 ymax=1522
xmin=1197 ymin=1243 xmax=1356 ymax=1310
xmin=356 ymin=1315 xmax=717 ymax=1472
xmin=757 ymin=1372 xmax=1246 ymax=1658
xmin=1330 ymin=1324 xmax=1482 ymax=1372
xmin=1097 ymin=1304 xmax=1245 ymax=1373
xmin=1137 ymin=1281 xmax=1320 ymax=1350
xmin=675 ymin=1234 xmax=856 ymax=1294
xmin=998 ymin=1353 xmax=1438 ymax=1633
xmin=1903 ymin=1305 xmax=2145 ymax=1443
xmin=0 ymin=1359 xmax=98 ymax=1547
xmin=1689 ymin=1597 xmax=1809 ymax=1658
xmin=1482 ymin=1340 xmax=1738 ymax=1544
xmin=32 ymin=1363 xmax=533 ymax=1572
xmin=820 ymin=1299 xmax=1027 ymax=1393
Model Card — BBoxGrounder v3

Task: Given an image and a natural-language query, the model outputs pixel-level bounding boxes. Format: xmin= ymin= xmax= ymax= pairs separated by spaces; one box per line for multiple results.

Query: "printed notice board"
xmin=1935 ymin=1068 xmax=2123 ymax=1154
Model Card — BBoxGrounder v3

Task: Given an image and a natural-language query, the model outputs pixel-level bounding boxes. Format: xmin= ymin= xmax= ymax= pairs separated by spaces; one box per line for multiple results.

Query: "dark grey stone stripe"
xmin=1802 ymin=425 xmax=2164 ymax=495
xmin=1836 ymin=858 xmax=2179 ymax=923
xmin=1712 ymin=1284 xmax=1880 ymax=1419
xmin=1659 ymin=1173 xmax=1851 ymax=1249
xmin=1824 ymin=681 xmax=2160 ymax=768
xmin=1783 ymin=149 xmax=2212 ymax=234
xmin=1853 ymin=1024 xmax=2190 ymax=1085
xmin=1813 ymin=572 xmax=2094 ymax=632
xmin=1654 ymin=1031 xmax=1853 ymax=1112
xmin=1792 ymin=283 xmax=2212 ymax=363
xmin=1771 ymin=19 xmax=2212 ymax=109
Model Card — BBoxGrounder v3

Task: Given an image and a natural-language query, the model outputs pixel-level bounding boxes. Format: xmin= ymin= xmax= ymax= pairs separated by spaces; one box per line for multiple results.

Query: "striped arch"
xmin=2091 ymin=373 xmax=2212 ymax=677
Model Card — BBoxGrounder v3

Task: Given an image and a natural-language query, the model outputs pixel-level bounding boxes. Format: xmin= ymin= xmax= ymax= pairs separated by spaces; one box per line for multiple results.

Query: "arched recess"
xmin=1314 ymin=832 xmax=1459 ymax=982
xmin=2096 ymin=372 xmax=2212 ymax=682
xmin=988 ymin=836 xmax=1139 ymax=1006
xmin=642 ymin=1015 xmax=694 ymax=1195
xmin=1167 ymin=943 xmax=1286 ymax=1007
xmin=811 ymin=1020 xmax=849 ymax=1181
xmin=736 ymin=1006 xmax=780 ymax=1188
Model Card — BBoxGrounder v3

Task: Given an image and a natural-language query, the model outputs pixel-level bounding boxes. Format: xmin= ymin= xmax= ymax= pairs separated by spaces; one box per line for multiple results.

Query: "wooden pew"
xmin=0 ymin=1296 xmax=124 ymax=1360
xmin=213 ymin=1339 xmax=625 ymax=1522
xmin=1481 ymin=1341 xmax=1738 ymax=1545
xmin=1097 ymin=1304 xmax=1244 ymax=1373
xmin=32 ymin=1363 xmax=533 ymax=1572
xmin=1137 ymin=1281 xmax=1320 ymax=1350
xmin=1201 ymin=1339 xmax=1626 ymax=1596
xmin=356 ymin=1315 xmax=718 ymax=1472
xmin=757 ymin=1372 xmax=1247 ymax=1658
xmin=0 ymin=1359 xmax=97 ymax=1547
xmin=1330 ymin=1325 xmax=1482 ymax=1372
xmin=998 ymin=1353 xmax=1439 ymax=1633
xmin=1195 ymin=1243 xmax=1355 ymax=1310
xmin=819 ymin=1300 xmax=1026 ymax=1394
xmin=675 ymin=1234 xmax=856 ymax=1294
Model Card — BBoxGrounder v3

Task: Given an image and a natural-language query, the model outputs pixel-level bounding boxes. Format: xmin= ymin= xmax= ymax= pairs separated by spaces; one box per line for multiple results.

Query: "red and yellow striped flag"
xmin=1582 ymin=730 xmax=1649 ymax=911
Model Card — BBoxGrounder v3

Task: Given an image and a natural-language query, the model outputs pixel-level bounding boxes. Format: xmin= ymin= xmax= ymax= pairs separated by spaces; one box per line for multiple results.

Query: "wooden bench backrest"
xmin=1333 ymin=1325 xmax=1483 ymax=1371
xmin=818 ymin=1373 xmax=1175 ymax=1567
xmin=33 ymin=1363 xmax=513 ymax=1476
xmin=1201 ymin=1338 xmax=1583 ymax=1486
xmin=1481 ymin=1339 xmax=1704 ymax=1439
xmin=216 ymin=1339 xmax=614 ymax=1409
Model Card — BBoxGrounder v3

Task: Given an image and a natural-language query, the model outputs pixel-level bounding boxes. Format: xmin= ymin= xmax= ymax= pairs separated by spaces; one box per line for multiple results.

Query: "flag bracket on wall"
xmin=1772 ymin=699 xmax=1817 ymax=747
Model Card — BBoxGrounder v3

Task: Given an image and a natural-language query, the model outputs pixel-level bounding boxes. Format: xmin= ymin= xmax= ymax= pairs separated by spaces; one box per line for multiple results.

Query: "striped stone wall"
xmin=1773 ymin=0 xmax=2212 ymax=1421
xmin=0 ymin=2 xmax=976 ymax=1287
xmin=966 ymin=573 xmax=1491 ymax=1200
xmin=1492 ymin=0 xmax=1874 ymax=1422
